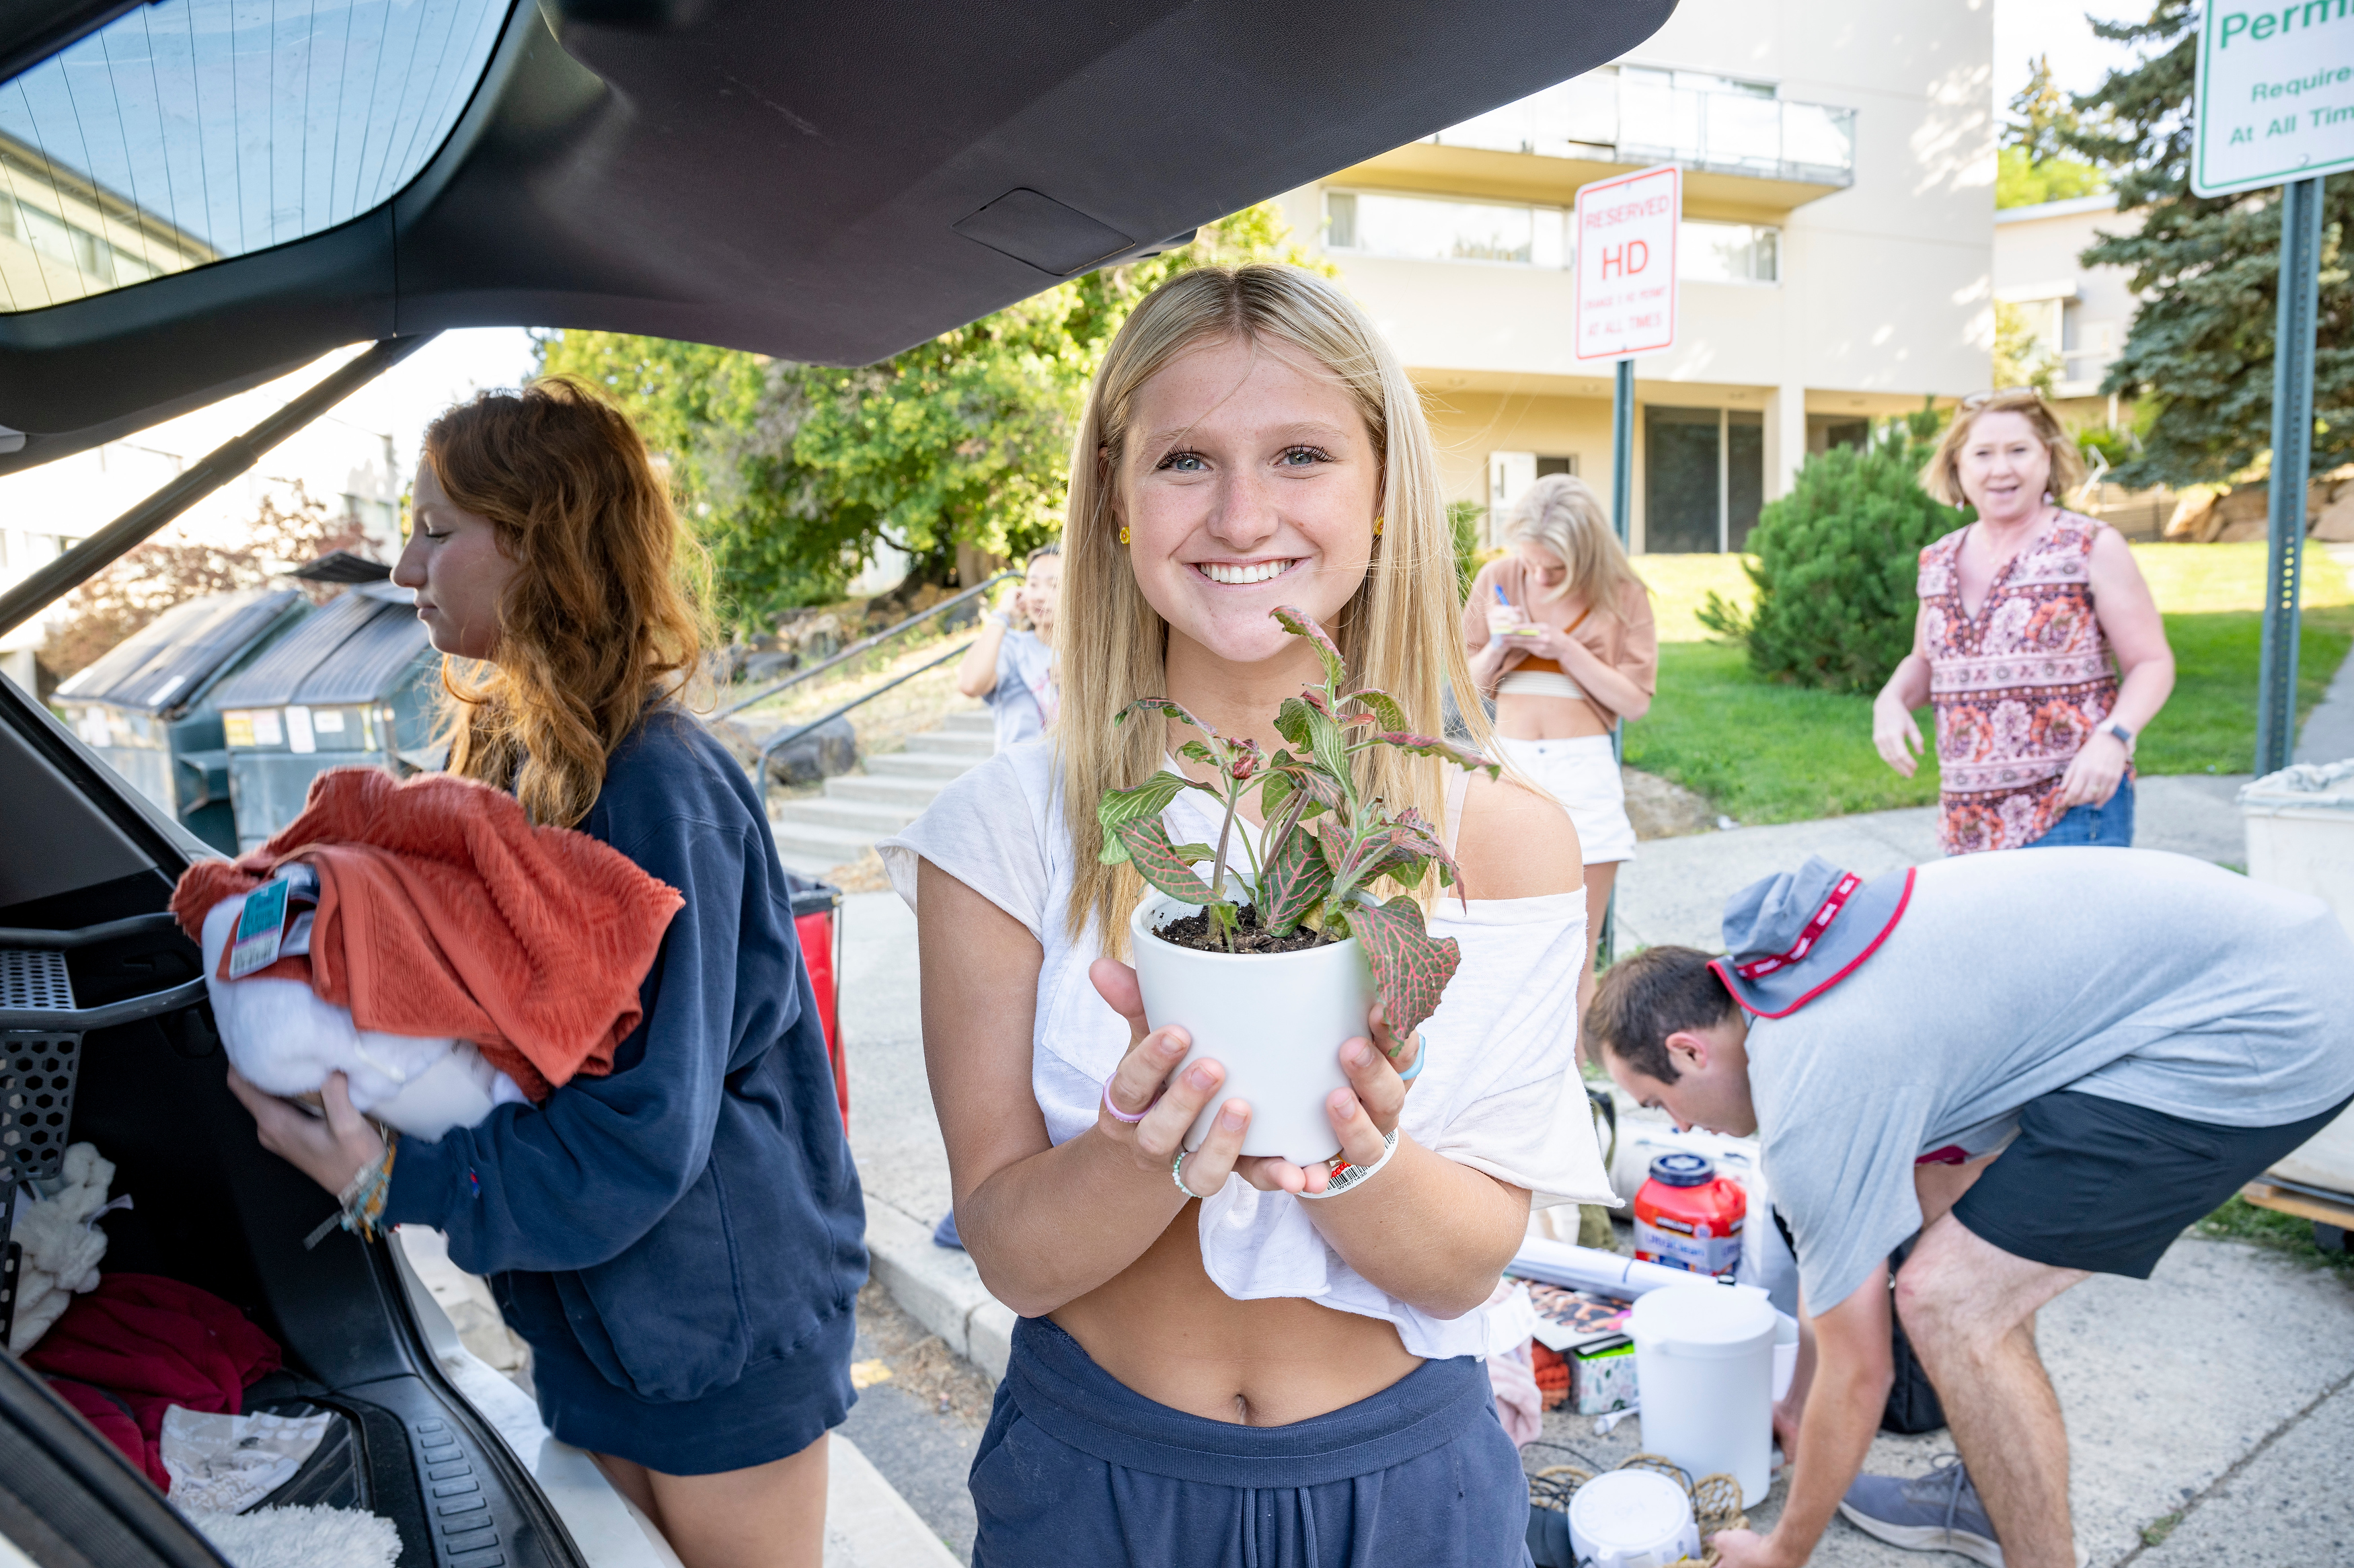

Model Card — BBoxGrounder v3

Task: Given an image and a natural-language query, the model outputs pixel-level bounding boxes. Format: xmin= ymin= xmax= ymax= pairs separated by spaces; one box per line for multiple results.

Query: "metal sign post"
xmin=2191 ymin=11 xmax=2354 ymax=773
xmin=1574 ymin=164 xmax=1678 ymax=969
xmin=2257 ymin=179 xmax=2324 ymax=774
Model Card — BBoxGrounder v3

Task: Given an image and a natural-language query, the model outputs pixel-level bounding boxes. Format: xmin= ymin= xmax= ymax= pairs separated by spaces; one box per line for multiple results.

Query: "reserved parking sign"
xmin=2193 ymin=2 xmax=2354 ymax=197
xmin=1574 ymin=163 xmax=1679 ymax=362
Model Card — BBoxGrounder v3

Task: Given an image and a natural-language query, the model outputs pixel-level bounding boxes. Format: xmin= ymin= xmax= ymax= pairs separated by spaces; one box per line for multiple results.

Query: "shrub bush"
xmin=1698 ymin=420 xmax=1967 ymax=693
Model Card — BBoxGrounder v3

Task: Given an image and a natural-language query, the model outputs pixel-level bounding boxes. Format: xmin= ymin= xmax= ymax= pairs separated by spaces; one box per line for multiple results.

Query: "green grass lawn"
xmin=1624 ymin=600 xmax=2354 ymax=825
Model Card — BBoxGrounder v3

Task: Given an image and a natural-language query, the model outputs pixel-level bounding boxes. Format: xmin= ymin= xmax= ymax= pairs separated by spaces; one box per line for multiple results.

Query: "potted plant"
xmin=1098 ymin=606 xmax=1498 ymax=1163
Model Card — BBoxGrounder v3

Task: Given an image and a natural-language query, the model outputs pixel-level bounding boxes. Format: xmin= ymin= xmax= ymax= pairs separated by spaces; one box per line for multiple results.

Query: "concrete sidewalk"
xmin=1613 ymin=772 xmax=2250 ymax=953
xmin=839 ymin=775 xmax=2354 ymax=1565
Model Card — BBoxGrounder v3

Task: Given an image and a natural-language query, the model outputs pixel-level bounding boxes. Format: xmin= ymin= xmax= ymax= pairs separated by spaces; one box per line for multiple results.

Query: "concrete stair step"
xmin=901 ymin=731 xmax=993 ymax=759
xmin=827 ymin=773 xmax=952 ymax=808
xmin=936 ymin=709 xmax=995 ymax=736
xmin=765 ymin=817 xmax=881 ymax=865
xmin=866 ymin=751 xmax=979 ymax=781
xmin=779 ymin=797 xmax=924 ymax=835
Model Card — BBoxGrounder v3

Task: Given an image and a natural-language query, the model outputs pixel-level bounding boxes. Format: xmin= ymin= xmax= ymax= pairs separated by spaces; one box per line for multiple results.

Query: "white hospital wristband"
xmin=1297 ymin=1126 xmax=1401 ymax=1200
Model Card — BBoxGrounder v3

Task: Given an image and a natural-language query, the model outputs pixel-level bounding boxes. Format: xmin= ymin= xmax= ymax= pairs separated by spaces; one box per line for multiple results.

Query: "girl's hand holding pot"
xmin=1090 ymin=957 xmax=1260 ymax=1197
xmin=1090 ymin=959 xmax=1423 ymax=1199
xmin=1311 ymin=1001 xmax=1423 ymax=1195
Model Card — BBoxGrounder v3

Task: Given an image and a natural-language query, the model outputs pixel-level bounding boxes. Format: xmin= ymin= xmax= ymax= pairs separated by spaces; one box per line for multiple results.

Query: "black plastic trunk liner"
xmin=0 ymin=914 xmax=207 ymax=1345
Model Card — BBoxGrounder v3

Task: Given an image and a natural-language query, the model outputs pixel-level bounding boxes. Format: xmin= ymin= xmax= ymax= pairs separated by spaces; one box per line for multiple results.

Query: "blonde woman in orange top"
xmin=1463 ymin=475 xmax=1658 ymax=1018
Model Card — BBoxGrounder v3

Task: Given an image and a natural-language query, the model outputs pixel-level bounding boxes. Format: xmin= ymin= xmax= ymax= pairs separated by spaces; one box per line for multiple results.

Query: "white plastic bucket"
xmin=1129 ymin=888 xmax=1375 ymax=1163
xmin=2240 ymin=760 xmax=2354 ymax=939
xmin=1629 ymin=1282 xmax=1778 ymax=1507
xmin=1566 ymin=1469 xmax=1700 ymax=1568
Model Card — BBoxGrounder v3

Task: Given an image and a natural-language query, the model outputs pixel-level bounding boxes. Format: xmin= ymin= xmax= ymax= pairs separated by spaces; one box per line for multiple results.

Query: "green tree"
xmin=539 ymin=202 xmax=1324 ymax=631
xmin=1698 ymin=410 xmax=1963 ymax=693
xmin=2072 ymin=1 xmax=2354 ymax=489
xmin=1998 ymin=55 xmax=2109 ymax=209
xmin=791 ymin=203 xmax=1328 ymax=585
xmin=1993 ymin=300 xmax=2061 ymax=394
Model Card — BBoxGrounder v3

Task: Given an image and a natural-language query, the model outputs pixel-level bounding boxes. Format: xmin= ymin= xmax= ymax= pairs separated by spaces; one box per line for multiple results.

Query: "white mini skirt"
xmin=1494 ymin=733 xmax=1637 ymax=865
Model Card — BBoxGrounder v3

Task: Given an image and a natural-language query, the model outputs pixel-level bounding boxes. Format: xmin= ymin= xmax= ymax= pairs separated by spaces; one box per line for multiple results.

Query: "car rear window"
xmin=1 ymin=0 xmax=508 ymax=314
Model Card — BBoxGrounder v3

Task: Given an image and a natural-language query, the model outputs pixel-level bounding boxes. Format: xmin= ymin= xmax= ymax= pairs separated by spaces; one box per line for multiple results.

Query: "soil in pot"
xmin=1151 ymin=903 xmax=1330 ymax=955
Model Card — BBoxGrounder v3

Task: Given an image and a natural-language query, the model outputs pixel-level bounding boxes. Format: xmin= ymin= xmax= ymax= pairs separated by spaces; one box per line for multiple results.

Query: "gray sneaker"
xmin=1837 ymin=1456 xmax=2003 ymax=1567
xmin=1839 ymin=1456 xmax=2089 ymax=1568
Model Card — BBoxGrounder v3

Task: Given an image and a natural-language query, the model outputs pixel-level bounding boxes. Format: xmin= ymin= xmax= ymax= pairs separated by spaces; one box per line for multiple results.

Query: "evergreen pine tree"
xmin=1997 ymin=55 xmax=2108 ymax=209
xmin=2076 ymin=0 xmax=2354 ymax=488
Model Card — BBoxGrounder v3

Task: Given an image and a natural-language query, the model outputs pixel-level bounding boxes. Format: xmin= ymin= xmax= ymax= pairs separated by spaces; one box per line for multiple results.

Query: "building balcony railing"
xmin=1426 ymin=70 xmax=1856 ymax=190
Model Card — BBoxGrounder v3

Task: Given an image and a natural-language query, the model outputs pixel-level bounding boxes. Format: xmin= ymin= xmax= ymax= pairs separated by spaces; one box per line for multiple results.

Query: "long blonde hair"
xmin=1503 ymin=473 xmax=1648 ymax=617
xmin=1058 ymin=264 xmax=1493 ymax=949
xmin=426 ymin=378 xmax=713 ymax=828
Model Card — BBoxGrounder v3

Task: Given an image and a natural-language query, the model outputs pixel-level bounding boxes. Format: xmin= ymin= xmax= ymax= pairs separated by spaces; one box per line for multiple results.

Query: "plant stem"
xmin=1211 ymin=779 xmax=1239 ymax=952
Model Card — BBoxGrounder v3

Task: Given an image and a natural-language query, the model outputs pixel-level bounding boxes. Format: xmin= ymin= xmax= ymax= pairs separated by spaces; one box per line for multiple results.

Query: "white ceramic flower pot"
xmin=1128 ymin=885 xmax=1377 ymax=1163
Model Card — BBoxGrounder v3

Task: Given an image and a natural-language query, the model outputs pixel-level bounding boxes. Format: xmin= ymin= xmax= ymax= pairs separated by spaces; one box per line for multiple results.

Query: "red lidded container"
xmin=1632 ymin=1152 xmax=1745 ymax=1278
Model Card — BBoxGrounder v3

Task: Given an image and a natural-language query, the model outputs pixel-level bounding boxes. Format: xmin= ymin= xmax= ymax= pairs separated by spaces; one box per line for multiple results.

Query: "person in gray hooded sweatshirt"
xmin=1583 ymin=847 xmax=2354 ymax=1568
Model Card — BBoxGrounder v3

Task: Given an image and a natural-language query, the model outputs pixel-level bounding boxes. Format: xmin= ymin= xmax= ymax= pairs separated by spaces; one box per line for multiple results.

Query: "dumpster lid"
xmin=212 ymin=582 xmax=429 ymax=710
xmin=2240 ymin=760 xmax=2354 ymax=814
xmin=51 ymin=588 xmax=306 ymax=715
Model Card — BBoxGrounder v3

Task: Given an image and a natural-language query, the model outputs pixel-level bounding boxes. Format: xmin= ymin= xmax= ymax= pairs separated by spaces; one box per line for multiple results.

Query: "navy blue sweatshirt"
xmin=383 ymin=709 xmax=867 ymax=1402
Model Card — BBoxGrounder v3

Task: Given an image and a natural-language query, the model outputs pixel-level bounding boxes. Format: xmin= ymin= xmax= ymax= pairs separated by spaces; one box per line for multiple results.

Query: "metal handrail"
xmin=756 ymin=641 xmax=974 ymax=816
xmin=713 ymin=570 xmax=1019 ymax=720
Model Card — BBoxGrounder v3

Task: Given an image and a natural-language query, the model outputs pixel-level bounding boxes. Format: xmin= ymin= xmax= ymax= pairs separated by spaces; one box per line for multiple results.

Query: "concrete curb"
xmin=825 ymin=1434 xmax=961 ymax=1567
xmin=865 ymin=1201 xmax=1017 ymax=1384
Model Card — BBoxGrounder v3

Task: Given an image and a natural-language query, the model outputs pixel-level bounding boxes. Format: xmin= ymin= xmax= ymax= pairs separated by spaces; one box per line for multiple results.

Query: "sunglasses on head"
xmin=1959 ymin=387 xmax=2043 ymax=411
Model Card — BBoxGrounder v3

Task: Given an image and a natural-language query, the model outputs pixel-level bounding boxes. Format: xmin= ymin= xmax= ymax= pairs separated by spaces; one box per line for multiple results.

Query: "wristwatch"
xmin=2105 ymin=720 xmax=2135 ymax=750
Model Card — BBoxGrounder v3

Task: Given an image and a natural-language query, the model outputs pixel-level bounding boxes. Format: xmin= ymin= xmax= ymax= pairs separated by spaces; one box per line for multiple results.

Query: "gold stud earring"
xmin=1118 ymin=525 xmax=1131 ymax=545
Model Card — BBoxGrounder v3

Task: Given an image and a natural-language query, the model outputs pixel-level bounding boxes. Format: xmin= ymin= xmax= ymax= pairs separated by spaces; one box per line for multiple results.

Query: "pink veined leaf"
xmin=1096 ymin=769 xmax=1217 ymax=865
xmin=1117 ymin=697 xmax=1221 ymax=742
xmin=1366 ymin=730 xmax=1501 ymax=778
xmin=1341 ymin=894 xmax=1461 ymax=1044
xmin=1316 ymin=817 xmax=1355 ymax=888
xmin=1254 ymin=814 xmax=1334 ymax=935
xmin=1114 ymin=816 xmax=1222 ymax=906
xmin=1345 ymin=687 xmax=1410 ymax=733
xmin=1270 ymin=605 xmax=1346 ymax=687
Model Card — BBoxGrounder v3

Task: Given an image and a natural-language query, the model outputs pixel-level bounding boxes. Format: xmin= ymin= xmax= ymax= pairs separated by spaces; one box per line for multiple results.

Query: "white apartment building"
xmin=1273 ymin=0 xmax=1996 ymax=553
xmin=1994 ymin=192 xmax=2136 ymax=428
xmin=0 ymin=356 xmax=405 ymax=698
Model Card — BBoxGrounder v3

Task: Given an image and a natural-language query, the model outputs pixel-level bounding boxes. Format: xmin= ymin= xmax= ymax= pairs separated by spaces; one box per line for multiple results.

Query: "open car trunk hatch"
xmin=0 ymin=0 xmax=1677 ymax=476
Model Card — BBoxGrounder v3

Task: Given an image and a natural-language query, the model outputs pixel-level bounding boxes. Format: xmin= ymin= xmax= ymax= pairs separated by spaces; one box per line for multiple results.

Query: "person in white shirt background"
xmin=955 ymin=544 xmax=1061 ymax=752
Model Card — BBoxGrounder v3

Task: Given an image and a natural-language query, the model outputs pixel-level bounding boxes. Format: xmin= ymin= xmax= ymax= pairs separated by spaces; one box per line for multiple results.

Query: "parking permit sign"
xmin=1574 ymin=163 xmax=1679 ymax=361
xmin=2193 ymin=3 xmax=2354 ymax=197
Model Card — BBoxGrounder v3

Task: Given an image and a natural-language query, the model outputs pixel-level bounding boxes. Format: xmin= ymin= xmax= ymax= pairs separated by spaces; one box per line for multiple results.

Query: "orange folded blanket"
xmin=171 ymin=768 xmax=684 ymax=1100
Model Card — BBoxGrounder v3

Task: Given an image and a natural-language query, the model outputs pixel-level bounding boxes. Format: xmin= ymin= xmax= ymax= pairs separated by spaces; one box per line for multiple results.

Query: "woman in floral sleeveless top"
xmin=1872 ymin=389 xmax=2175 ymax=855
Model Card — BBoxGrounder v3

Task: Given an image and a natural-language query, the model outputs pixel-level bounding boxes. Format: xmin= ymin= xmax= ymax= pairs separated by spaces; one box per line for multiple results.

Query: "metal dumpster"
xmin=48 ymin=588 xmax=311 ymax=853
xmin=211 ymin=581 xmax=441 ymax=850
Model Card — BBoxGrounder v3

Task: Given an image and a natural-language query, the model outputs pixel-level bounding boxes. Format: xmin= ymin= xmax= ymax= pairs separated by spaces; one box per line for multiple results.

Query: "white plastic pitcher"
xmin=1629 ymin=1282 xmax=1778 ymax=1506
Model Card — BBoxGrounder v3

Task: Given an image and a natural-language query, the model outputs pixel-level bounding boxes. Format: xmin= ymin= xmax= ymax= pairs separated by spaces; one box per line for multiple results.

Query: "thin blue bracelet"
xmin=1394 ymin=1034 xmax=1428 ymax=1083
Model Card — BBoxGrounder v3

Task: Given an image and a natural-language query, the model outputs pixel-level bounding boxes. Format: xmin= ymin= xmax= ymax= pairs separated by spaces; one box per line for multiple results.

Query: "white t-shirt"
xmin=877 ymin=739 xmax=1613 ymax=1361
xmin=986 ymin=629 xmax=1057 ymax=752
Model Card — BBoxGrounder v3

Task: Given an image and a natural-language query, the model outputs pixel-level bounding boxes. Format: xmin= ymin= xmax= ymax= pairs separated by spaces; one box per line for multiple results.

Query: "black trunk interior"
xmin=1 ymin=682 xmax=584 ymax=1568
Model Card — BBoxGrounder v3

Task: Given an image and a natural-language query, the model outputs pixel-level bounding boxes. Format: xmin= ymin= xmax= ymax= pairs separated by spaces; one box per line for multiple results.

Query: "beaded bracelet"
xmin=305 ymin=1132 xmax=398 ymax=1249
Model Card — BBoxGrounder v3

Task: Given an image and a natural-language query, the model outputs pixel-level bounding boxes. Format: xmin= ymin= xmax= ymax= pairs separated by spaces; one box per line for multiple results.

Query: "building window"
xmin=1681 ymin=220 xmax=1779 ymax=284
xmin=1807 ymin=416 xmax=1870 ymax=457
xmin=1326 ymin=190 xmax=1566 ymax=267
xmin=1645 ymin=407 xmax=1764 ymax=554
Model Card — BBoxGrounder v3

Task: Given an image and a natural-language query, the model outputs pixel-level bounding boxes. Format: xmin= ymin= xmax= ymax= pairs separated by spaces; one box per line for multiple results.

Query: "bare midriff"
xmin=1050 ymin=1200 xmax=1424 ymax=1425
xmin=1492 ymin=688 xmax=1611 ymax=742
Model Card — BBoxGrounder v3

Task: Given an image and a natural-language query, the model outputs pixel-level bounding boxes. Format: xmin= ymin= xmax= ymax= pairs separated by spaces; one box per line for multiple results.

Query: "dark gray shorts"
xmin=1951 ymin=1089 xmax=2353 ymax=1278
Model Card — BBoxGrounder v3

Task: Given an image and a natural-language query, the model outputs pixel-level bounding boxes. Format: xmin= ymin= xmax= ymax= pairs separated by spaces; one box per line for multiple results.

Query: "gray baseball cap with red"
xmin=1707 ymin=855 xmax=1916 ymax=1019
